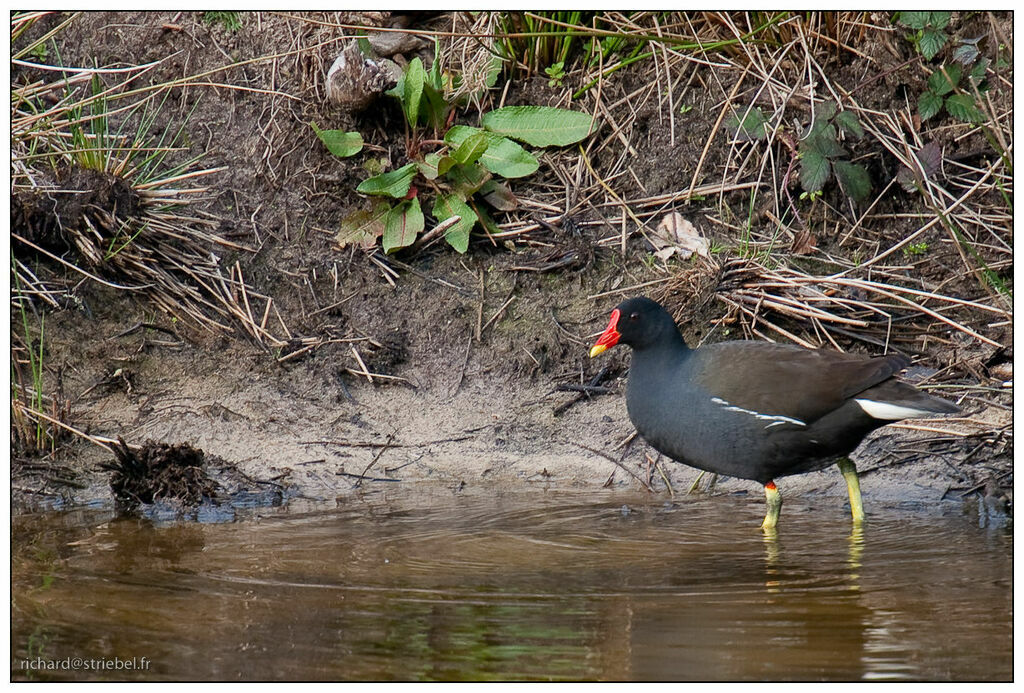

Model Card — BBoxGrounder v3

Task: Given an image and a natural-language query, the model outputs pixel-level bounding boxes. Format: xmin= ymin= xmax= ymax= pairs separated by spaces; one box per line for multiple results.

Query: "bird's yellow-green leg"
xmin=761 ymin=481 xmax=782 ymax=531
xmin=837 ymin=458 xmax=865 ymax=524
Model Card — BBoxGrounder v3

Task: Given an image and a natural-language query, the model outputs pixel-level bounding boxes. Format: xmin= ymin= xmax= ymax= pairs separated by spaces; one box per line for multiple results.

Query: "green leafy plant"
xmin=726 ymin=105 xmax=769 ymax=142
xmin=798 ymin=100 xmax=871 ymax=201
xmin=545 ymin=61 xmax=566 ymax=87
xmin=903 ymin=242 xmax=930 ymax=257
xmin=316 ymin=57 xmax=594 ymax=254
xmin=202 ymin=11 xmax=242 ymax=32
xmin=897 ymin=11 xmax=951 ymax=61
xmin=994 ymin=43 xmax=1010 ymax=70
xmin=917 ymin=55 xmax=989 ymax=124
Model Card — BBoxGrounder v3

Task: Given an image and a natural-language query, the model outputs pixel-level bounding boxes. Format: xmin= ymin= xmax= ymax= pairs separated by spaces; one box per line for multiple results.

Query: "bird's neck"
xmin=631 ymin=329 xmax=691 ymax=373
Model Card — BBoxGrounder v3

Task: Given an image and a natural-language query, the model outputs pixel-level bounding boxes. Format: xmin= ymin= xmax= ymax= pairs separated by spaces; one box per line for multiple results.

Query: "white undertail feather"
xmin=855 ymin=399 xmax=936 ymax=420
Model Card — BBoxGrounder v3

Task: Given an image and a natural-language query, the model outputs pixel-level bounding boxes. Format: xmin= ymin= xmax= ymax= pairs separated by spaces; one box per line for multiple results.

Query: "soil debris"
xmin=106 ymin=438 xmax=218 ymax=510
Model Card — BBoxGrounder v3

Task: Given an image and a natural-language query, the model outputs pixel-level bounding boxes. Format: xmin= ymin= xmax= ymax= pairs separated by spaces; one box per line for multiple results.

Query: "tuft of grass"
xmin=202 ymin=11 xmax=242 ymax=32
xmin=11 ymin=259 xmax=70 ymax=457
xmin=10 ymin=12 xmax=296 ymax=350
xmin=498 ymin=12 xmax=593 ymax=77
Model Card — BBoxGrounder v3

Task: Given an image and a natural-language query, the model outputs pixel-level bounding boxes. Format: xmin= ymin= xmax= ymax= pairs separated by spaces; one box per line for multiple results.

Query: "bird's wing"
xmin=692 ymin=341 xmax=909 ymax=425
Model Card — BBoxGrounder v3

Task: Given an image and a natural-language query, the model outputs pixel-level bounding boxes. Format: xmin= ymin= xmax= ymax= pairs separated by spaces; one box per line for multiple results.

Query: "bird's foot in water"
xmin=761 ymin=481 xmax=782 ymax=531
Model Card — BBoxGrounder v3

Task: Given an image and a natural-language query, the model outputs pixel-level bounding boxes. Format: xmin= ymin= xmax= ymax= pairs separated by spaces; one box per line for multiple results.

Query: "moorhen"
xmin=589 ymin=297 xmax=960 ymax=530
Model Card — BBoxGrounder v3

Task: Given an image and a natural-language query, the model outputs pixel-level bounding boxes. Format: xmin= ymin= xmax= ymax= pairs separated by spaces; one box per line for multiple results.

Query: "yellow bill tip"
xmin=589 ymin=344 xmax=607 ymax=358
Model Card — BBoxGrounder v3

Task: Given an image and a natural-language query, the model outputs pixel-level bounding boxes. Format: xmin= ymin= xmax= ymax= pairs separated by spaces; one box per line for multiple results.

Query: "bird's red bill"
xmin=589 ymin=309 xmax=621 ymax=357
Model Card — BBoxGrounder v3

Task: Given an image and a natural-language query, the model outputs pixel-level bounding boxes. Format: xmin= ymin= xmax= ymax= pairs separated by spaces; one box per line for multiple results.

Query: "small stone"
xmin=367 ymin=30 xmax=425 ymax=57
xmin=326 ymin=42 xmax=396 ymax=112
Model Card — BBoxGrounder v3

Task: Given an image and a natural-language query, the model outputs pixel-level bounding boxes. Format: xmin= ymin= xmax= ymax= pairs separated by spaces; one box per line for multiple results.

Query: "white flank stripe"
xmin=855 ymin=398 xmax=934 ymax=420
xmin=711 ymin=397 xmax=806 ymax=429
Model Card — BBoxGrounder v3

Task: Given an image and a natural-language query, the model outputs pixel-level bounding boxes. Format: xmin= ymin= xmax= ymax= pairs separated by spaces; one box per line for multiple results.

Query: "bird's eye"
xmin=629 ymin=312 xmax=639 ymax=321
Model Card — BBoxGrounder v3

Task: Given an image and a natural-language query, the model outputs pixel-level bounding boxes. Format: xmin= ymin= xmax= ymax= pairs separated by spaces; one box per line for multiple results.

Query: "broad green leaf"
xmin=446 ymin=125 xmax=538 ymax=178
xmin=479 ymin=180 xmax=517 ymax=211
xmin=918 ymin=90 xmax=943 ymax=121
xmin=431 ymin=152 xmax=455 ymax=177
xmin=833 ymin=110 xmax=863 ymax=139
xmin=967 ymin=57 xmax=990 ymax=88
xmin=919 ymin=27 xmax=948 ymax=61
xmin=356 ymin=163 xmax=418 ymax=198
xmin=898 ymin=12 xmax=929 ymax=30
xmin=416 ymin=159 xmax=439 ymax=180
xmin=337 ymin=201 xmax=390 ymax=249
xmin=421 ymin=82 xmax=448 ymax=130
xmin=445 ymin=125 xmax=482 ymax=146
xmin=799 ymin=149 xmax=831 ymax=193
xmin=402 ymin=57 xmax=425 ymax=127
xmin=726 ymin=106 xmax=768 ymax=142
xmin=484 ymin=53 xmax=503 ymax=89
xmin=815 ymin=100 xmax=838 ymax=122
xmin=928 ymin=63 xmax=961 ymax=95
xmin=953 ymin=39 xmax=981 ymax=66
xmin=833 ymin=160 xmax=872 ymax=201
xmin=445 ymin=162 xmax=491 ymax=197
xmin=426 ymin=41 xmax=443 ymax=90
xmin=382 ymin=197 xmax=424 ymax=253
xmin=478 ymin=136 xmax=538 ymax=178
xmin=481 ymin=106 xmax=593 ymax=147
xmin=311 ymin=122 xmax=363 ymax=158
xmin=450 ymin=131 xmax=490 ymax=165
xmin=417 ymin=152 xmax=455 ymax=180
xmin=945 ymin=93 xmax=984 ymax=123
xmin=802 ymin=124 xmax=845 ymax=159
xmin=432 ymin=193 xmax=477 ymax=253
xmin=928 ymin=11 xmax=951 ymax=29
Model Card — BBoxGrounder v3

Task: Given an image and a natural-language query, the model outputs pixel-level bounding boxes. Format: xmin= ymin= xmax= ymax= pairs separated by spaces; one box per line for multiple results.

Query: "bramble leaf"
xmin=919 ymin=26 xmax=948 ymax=61
xmin=898 ymin=12 xmax=929 ymax=30
xmin=726 ymin=106 xmax=768 ymax=141
xmin=833 ymin=160 xmax=872 ymax=201
xmin=928 ymin=63 xmax=961 ymax=95
xmin=799 ymin=149 xmax=831 ymax=193
xmin=918 ymin=90 xmax=943 ymax=121
xmin=833 ymin=109 xmax=863 ymax=139
xmin=945 ymin=93 xmax=984 ymax=123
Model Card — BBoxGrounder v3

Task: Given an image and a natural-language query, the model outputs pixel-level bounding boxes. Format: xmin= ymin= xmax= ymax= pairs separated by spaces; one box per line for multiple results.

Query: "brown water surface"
xmin=11 ymin=489 xmax=1012 ymax=681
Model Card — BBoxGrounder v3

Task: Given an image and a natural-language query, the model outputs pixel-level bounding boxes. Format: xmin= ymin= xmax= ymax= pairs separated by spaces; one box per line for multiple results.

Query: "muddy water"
xmin=11 ymin=490 xmax=1011 ymax=681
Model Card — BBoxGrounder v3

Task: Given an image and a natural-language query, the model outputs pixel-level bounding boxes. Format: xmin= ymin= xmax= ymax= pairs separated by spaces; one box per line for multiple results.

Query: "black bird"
xmin=589 ymin=297 xmax=960 ymax=530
